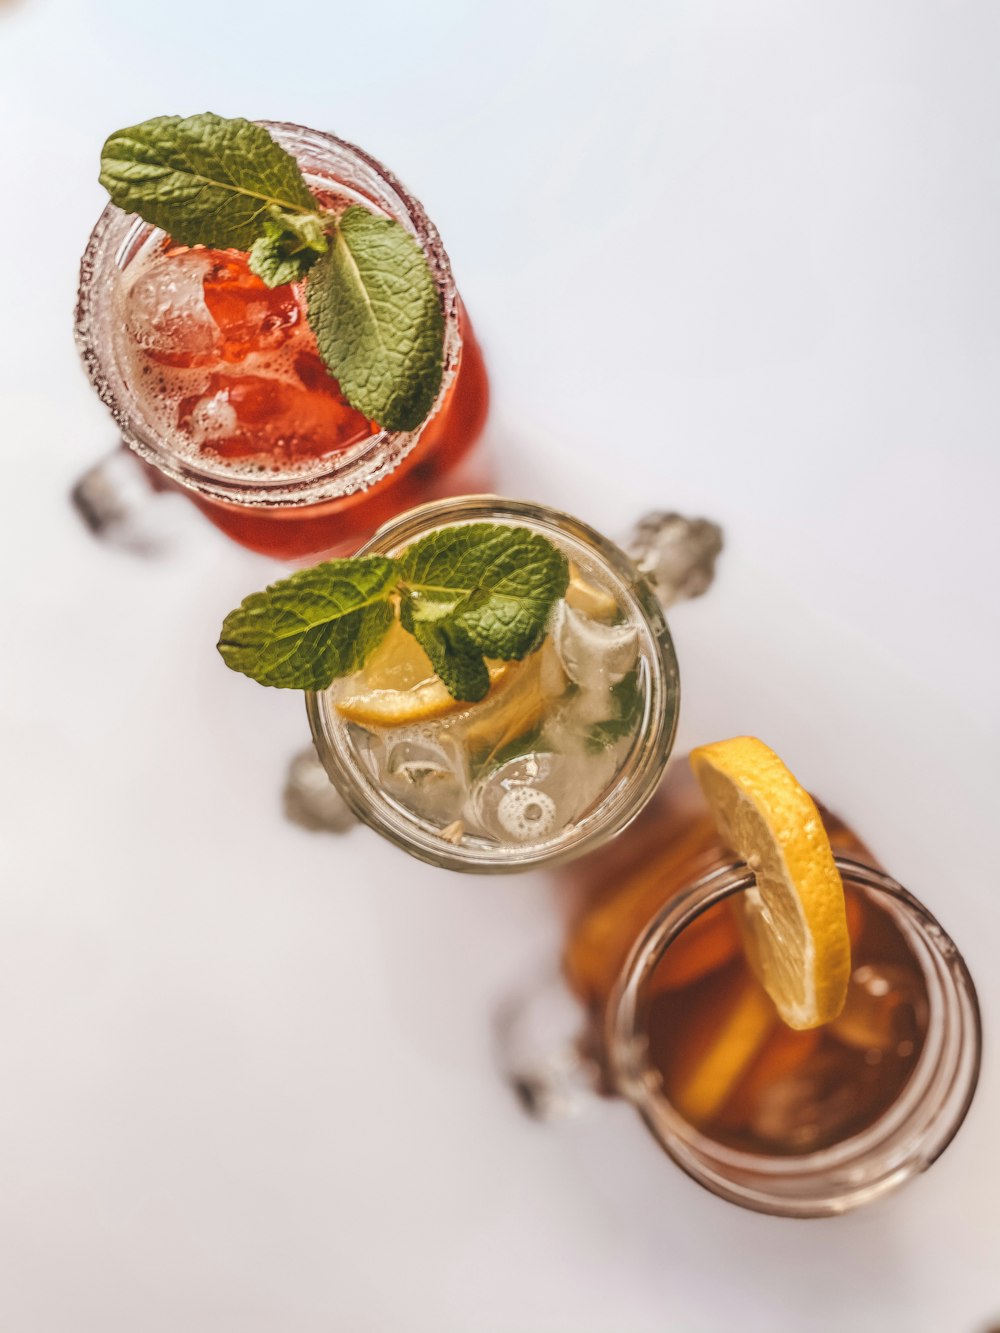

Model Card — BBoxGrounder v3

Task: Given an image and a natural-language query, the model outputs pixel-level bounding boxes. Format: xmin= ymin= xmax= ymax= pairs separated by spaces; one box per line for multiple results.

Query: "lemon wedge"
xmin=689 ymin=737 xmax=851 ymax=1030
xmin=565 ymin=565 xmax=618 ymax=621
xmin=335 ymin=620 xmax=513 ymax=728
xmin=664 ymin=971 xmax=778 ymax=1124
xmin=458 ymin=640 xmax=564 ymax=758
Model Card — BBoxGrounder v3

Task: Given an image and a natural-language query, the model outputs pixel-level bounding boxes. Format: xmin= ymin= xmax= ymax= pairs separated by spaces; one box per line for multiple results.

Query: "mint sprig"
xmin=307 ymin=208 xmax=445 ymax=431
xmin=585 ymin=670 xmax=644 ymax=753
xmin=99 ymin=113 xmax=445 ymax=433
xmin=100 ymin=115 xmax=318 ymax=252
xmin=217 ymin=524 xmax=570 ymax=701
xmin=248 ymin=206 xmax=329 ymax=288
xmin=217 ymin=557 xmax=398 ymax=690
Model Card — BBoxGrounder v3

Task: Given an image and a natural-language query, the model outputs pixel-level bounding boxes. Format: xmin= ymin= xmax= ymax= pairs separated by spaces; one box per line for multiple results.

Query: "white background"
xmin=2 ymin=2 xmax=999 ymax=1330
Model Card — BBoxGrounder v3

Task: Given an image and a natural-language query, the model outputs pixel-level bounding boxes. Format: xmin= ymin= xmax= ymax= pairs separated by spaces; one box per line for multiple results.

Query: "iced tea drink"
xmin=558 ymin=761 xmax=980 ymax=1214
xmin=76 ymin=123 xmax=489 ymax=560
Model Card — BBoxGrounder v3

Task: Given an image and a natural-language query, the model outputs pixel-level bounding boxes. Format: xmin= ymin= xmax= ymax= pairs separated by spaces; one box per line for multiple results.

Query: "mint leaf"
xmin=306 ymin=206 xmax=444 ymax=431
xmin=249 ymin=206 xmax=329 ymax=288
xmin=586 ymin=670 xmax=644 ymax=753
xmin=100 ymin=114 xmax=447 ymax=431
xmin=400 ymin=524 xmax=569 ymax=661
xmin=471 ymin=721 xmax=545 ymax=777
xmin=215 ymin=525 xmax=569 ymax=703
xmin=217 ymin=556 xmax=398 ymax=689
xmin=100 ymin=113 xmax=319 ymax=251
xmin=401 ymin=593 xmax=490 ymax=702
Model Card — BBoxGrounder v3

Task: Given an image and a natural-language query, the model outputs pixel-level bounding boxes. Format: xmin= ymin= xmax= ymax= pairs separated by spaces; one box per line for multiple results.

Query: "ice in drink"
xmin=77 ymin=123 xmax=490 ymax=559
xmin=307 ymin=498 xmax=680 ymax=871
xmin=564 ymin=762 xmax=932 ymax=1156
xmin=339 ymin=564 xmax=649 ymax=848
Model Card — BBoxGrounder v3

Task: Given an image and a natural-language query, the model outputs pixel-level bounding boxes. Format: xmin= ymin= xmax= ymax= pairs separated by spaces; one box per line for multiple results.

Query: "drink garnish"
xmin=689 ymin=737 xmax=851 ymax=1030
xmin=217 ymin=523 xmax=569 ymax=701
xmin=99 ymin=113 xmax=444 ymax=431
xmin=333 ymin=621 xmax=517 ymax=727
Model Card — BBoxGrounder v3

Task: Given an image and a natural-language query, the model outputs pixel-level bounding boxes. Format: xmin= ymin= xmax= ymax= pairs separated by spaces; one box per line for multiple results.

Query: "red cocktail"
xmin=76 ymin=123 xmax=489 ymax=560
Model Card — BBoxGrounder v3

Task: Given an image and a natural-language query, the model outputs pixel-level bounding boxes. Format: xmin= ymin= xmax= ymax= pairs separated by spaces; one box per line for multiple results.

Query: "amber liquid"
xmin=562 ymin=763 xmax=929 ymax=1157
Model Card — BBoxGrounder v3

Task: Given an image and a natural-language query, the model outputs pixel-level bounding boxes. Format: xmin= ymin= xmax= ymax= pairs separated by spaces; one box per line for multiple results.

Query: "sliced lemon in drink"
xmin=664 ymin=970 xmax=778 ymax=1124
xmin=565 ymin=564 xmax=618 ymax=621
xmin=689 ymin=737 xmax=851 ymax=1030
xmin=335 ymin=620 xmax=514 ymax=728
xmin=457 ymin=640 xmax=564 ymax=758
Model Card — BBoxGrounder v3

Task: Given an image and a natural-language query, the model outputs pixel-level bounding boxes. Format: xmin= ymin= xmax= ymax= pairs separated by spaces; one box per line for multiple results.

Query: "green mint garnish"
xmin=248 ymin=206 xmax=329 ymax=288
xmin=407 ymin=617 xmax=493 ymax=703
xmin=398 ymin=524 xmax=568 ymax=660
xmin=100 ymin=115 xmax=318 ymax=252
xmin=585 ymin=669 xmax=644 ymax=753
xmin=306 ymin=208 xmax=445 ymax=431
xmin=217 ymin=524 xmax=570 ymax=702
xmin=99 ymin=113 xmax=444 ymax=433
xmin=217 ymin=557 xmax=398 ymax=690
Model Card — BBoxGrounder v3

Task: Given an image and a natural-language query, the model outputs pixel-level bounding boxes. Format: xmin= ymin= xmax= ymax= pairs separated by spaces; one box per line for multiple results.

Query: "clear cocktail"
xmin=216 ymin=496 xmax=681 ymax=871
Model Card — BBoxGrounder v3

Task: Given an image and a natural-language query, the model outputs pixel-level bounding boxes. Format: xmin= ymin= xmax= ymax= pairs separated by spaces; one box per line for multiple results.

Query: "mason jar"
xmin=307 ymin=496 xmax=681 ymax=872
xmin=500 ymin=763 xmax=981 ymax=1216
xmin=74 ymin=122 xmax=490 ymax=559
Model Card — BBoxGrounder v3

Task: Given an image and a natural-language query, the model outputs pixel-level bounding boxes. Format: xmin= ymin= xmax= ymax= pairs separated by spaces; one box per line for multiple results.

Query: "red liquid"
xmin=129 ymin=246 xmax=490 ymax=560
xmin=191 ymin=305 xmax=490 ymax=560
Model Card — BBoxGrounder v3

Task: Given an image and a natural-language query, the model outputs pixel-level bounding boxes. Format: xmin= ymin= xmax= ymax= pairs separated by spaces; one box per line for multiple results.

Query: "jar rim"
xmin=609 ymin=856 xmax=982 ymax=1216
xmin=74 ymin=121 xmax=462 ymax=509
xmin=306 ymin=495 xmax=681 ymax=873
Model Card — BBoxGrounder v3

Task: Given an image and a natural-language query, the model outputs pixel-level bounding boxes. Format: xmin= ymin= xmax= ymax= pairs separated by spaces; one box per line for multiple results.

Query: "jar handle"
xmin=494 ymin=968 xmax=604 ymax=1121
xmin=283 ymin=745 xmax=359 ymax=834
xmin=627 ymin=511 xmax=724 ymax=608
xmin=70 ymin=446 xmax=181 ymax=555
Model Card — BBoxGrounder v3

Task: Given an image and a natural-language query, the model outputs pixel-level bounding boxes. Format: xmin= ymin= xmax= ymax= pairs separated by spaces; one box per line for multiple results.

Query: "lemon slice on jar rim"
xmin=689 ymin=737 xmax=851 ymax=1030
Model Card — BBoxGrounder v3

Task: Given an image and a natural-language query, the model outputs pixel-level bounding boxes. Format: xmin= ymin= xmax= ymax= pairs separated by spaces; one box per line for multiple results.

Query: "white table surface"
xmin=2 ymin=2 xmax=999 ymax=1329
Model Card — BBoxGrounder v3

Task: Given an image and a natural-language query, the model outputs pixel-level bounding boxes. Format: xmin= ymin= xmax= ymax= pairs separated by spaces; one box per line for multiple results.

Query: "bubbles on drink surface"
xmin=114 ymin=240 xmax=376 ymax=481
xmin=337 ymin=547 xmax=652 ymax=851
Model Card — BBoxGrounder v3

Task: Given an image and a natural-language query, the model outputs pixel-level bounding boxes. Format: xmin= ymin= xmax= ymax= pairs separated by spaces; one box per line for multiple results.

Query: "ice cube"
xmin=748 ymin=1048 xmax=864 ymax=1150
xmin=496 ymin=786 xmax=559 ymax=840
xmin=550 ymin=602 xmax=639 ymax=690
xmin=123 ymin=248 xmax=219 ymax=368
xmin=375 ymin=732 xmax=468 ymax=825
xmin=470 ymin=752 xmax=581 ymax=844
xmin=830 ymin=963 xmax=928 ymax=1056
xmin=202 ymin=253 xmax=300 ymax=361
xmin=188 ymin=389 xmax=239 ymax=441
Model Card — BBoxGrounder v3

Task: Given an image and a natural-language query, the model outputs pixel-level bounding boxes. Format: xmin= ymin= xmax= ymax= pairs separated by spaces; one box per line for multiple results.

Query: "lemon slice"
xmin=335 ymin=620 xmax=513 ymax=728
xmin=665 ymin=971 xmax=778 ymax=1124
xmin=458 ymin=639 xmax=564 ymax=758
xmin=565 ymin=565 xmax=618 ymax=621
xmin=689 ymin=737 xmax=851 ymax=1030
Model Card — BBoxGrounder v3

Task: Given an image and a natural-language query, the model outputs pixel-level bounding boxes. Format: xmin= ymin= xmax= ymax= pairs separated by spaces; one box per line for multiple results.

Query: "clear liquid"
xmin=335 ymin=544 xmax=652 ymax=851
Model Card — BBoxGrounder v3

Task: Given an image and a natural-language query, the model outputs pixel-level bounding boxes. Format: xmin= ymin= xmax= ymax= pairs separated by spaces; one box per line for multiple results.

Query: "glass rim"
xmin=608 ymin=856 xmax=982 ymax=1216
xmin=74 ymin=120 xmax=463 ymax=509
xmin=306 ymin=495 xmax=681 ymax=873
